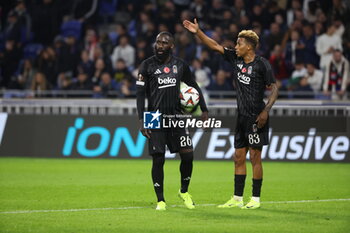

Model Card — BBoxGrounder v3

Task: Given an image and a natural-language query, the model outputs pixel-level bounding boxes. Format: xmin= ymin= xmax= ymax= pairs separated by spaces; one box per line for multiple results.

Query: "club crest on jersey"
xmin=163 ymin=67 xmax=170 ymax=73
xmin=172 ymin=65 xmax=178 ymax=73
xmin=248 ymin=66 xmax=252 ymax=74
xmin=242 ymin=67 xmax=247 ymax=73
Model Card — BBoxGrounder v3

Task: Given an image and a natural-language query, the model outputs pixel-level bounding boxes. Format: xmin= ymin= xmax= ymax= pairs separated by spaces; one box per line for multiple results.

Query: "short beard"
xmin=155 ymin=48 xmax=171 ymax=62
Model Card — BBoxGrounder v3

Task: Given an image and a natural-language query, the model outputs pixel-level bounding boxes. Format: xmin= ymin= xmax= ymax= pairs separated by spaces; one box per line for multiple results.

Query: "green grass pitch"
xmin=0 ymin=157 xmax=349 ymax=233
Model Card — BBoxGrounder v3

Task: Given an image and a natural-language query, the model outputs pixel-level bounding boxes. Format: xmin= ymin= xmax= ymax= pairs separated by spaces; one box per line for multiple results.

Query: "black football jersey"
xmin=223 ymin=48 xmax=276 ymax=117
xmin=136 ymin=55 xmax=208 ymax=119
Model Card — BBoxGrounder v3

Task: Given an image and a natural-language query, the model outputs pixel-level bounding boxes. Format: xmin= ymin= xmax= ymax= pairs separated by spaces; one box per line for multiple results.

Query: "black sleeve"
xmin=222 ymin=47 xmax=237 ymax=63
xmin=181 ymin=63 xmax=209 ymax=112
xmin=261 ymin=58 xmax=276 ymax=86
xmin=136 ymin=61 xmax=147 ymax=120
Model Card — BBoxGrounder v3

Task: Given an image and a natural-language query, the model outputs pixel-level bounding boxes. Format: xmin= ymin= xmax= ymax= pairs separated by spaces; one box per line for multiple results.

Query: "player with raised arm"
xmin=183 ymin=19 xmax=278 ymax=209
xmin=136 ymin=31 xmax=209 ymax=211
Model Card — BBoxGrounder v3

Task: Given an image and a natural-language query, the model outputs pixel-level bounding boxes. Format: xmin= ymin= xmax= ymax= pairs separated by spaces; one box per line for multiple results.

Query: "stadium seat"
xmin=61 ymin=20 xmax=82 ymax=40
xmin=23 ymin=43 xmax=43 ymax=59
xmin=99 ymin=0 xmax=118 ymax=24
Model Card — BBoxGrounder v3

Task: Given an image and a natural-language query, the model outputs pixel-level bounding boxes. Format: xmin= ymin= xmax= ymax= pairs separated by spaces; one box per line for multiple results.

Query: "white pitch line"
xmin=1 ymin=198 xmax=349 ymax=214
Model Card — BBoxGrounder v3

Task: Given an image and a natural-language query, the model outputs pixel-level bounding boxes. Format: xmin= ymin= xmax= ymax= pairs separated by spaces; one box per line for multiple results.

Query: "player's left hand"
xmin=256 ymin=110 xmax=268 ymax=128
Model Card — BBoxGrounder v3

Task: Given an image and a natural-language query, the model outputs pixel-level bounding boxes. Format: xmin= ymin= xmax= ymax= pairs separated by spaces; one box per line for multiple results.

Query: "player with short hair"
xmin=183 ymin=19 xmax=278 ymax=209
xmin=136 ymin=31 xmax=209 ymax=210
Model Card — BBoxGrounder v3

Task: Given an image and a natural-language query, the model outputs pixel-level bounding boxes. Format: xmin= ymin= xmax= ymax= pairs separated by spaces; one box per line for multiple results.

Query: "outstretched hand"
xmin=183 ymin=18 xmax=199 ymax=34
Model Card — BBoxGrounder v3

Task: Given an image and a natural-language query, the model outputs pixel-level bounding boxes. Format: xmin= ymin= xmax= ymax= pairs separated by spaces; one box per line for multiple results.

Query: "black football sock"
xmin=179 ymin=151 xmax=193 ymax=193
xmin=252 ymin=179 xmax=263 ymax=197
xmin=234 ymin=174 xmax=246 ymax=196
xmin=152 ymin=154 xmax=165 ymax=202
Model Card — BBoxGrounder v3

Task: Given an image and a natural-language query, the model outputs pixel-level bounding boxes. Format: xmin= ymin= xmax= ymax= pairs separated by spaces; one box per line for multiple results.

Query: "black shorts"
xmin=234 ymin=114 xmax=269 ymax=149
xmin=148 ymin=128 xmax=193 ymax=155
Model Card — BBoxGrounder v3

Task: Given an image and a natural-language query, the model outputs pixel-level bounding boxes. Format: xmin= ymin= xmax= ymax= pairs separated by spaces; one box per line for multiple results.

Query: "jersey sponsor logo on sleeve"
xmin=163 ymin=67 xmax=170 ymax=73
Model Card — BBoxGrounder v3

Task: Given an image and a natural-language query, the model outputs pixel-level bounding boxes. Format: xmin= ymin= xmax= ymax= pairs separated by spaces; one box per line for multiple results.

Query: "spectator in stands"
xmin=83 ymin=28 xmax=98 ymax=61
xmin=56 ymin=72 xmax=72 ymax=90
xmin=265 ymin=22 xmax=284 ymax=56
xmin=4 ymin=10 xmax=21 ymax=43
xmin=230 ymin=0 xmax=246 ymax=23
xmin=16 ymin=59 xmax=37 ymax=90
xmin=208 ymin=0 xmax=225 ymax=26
xmin=0 ymin=40 xmax=21 ymax=87
xmin=191 ymin=58 xmax=211 ymax=89
xmin=250 ymin=4 xmax=264 ymax=27
xmin=36 ymin=47 xmax=58 ymax=87
xmin=286 ymin=0 xmax=302 ymax=27
xmin=304 ymin=63 xmax=323 ymax=92
xmin=269 ymin=45 xmax=290 ymax=82
xmin=31 ymin=72 xmax=50 ymax=92
xmin=31 ymin=0 xmax=62 ymax=45
xmin=99 ymin=32 xmax=114 ymax=59
xmin=316 ymin=23 xmax=343 ymax=70
xmin=71 ymin=72 xmax=93 ymax=91
xmin=323 ymin=50 xmax=349 ymax=100
xmin=288 ymin=61 xmax=307 ymax=90
xmin=93 ymin=72 xmax=118 ymax=98
xmin=303 ymin=0 xmax=320 ymax=23
xmin=134 ymin=37 xmax=153 ymax=66
xmin=119 ymin=77 xmax=135 ymax=98
xmin=92 ymin=46 xmax=113 ymax=73
xmin=157 ymin=3 xmax=176 ymax=33
xmin=113 ymin=59 xmax=132 ymax=83
xmin=56 ymin=35 xmax=81 ymax=77
xmin=264 ymin=1 xmax=285 ymax=30
xmin=111 ymin=35 xmax=135 ymax=69
xmin=294 ymin=77 xmax=314 ymax=99
xmin=284 ymin=30 xmax=305 ymax=66
xmin=13 ymin=0 xmax=32 ymax=43
xmin=77 ymin=50 xmax=94 ymax=77
xmin=207 ymin=69 xmax=233 ymax=92
xmin=175 ymin=32 xmax=196 ymax=62
xmin=300 ymin=23 xmax=319 ymax=66
xmin=91 ymin=58 xmax=108 ymax=85
xmin=189 ymin=0 xmax=208 ymax=23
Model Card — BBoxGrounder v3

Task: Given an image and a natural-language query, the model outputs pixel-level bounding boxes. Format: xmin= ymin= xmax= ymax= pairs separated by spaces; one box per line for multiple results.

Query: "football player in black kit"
xmin=184 ymin=19 xmax=278 ymax=209
xmin=136 ymin=32 xmax=209 ymax=211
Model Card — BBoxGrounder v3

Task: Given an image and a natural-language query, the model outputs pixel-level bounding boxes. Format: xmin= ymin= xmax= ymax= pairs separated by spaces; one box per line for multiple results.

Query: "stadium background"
xmin=0 ymin=1 xmax=349 ymax=233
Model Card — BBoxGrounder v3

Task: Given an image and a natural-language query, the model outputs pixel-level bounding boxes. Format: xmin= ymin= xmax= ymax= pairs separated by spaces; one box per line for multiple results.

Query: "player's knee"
xmin=250 ymin=150 xmax=262 ymax=165
xmin=234 ymin=153 xmax=246 ymax=166
xmin=180 ymin=151 xmax=193 ymax=162
xmin=152 ymin=154 xmax=165 ymax=167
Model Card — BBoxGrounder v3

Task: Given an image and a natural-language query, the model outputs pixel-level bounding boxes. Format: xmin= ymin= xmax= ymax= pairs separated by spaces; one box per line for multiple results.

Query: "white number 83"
xmin=248 ymin=133 xmax=260 ymax=144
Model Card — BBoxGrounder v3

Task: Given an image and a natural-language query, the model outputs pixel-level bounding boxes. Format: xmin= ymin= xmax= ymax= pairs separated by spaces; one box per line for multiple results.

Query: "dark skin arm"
xmin=256 ymin=83 xmax=278 ymax=128
xmin=139 ymin=119 xmax=151 ymax=139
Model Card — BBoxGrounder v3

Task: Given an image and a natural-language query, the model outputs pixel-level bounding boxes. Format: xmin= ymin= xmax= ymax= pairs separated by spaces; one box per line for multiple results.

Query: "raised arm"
xmin=183 ymin=18 xmax=224 ymax=54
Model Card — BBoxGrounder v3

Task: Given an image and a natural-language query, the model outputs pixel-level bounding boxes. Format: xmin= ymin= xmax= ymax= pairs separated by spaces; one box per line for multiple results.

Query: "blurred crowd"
xmin=0 ymin=0 xmax=349 ymax=99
